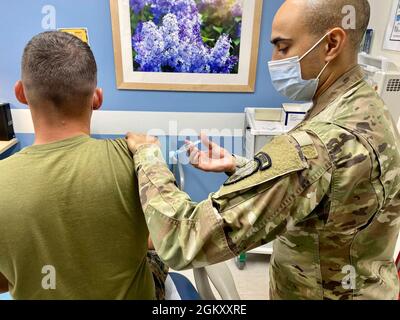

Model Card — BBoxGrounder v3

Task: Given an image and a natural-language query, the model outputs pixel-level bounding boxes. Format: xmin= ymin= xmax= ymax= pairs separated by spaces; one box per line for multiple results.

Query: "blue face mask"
xmin=268 ymin=32 xmax=331 ymax=102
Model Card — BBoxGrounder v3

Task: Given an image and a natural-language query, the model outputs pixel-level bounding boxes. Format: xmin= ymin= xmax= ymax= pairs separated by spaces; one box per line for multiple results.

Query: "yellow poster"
xmin=58 ymin=28 xmax=89 ymax=44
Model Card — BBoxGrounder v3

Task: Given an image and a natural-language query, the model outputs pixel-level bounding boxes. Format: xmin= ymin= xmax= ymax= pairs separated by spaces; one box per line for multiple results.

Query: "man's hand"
xmin=125 ymin=132 xmax=161 ymax=154
xmin=187 ymin=132 xmax=236 ymax=173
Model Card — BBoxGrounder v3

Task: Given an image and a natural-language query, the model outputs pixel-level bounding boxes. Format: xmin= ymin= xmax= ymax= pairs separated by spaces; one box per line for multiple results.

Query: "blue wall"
xmin=0 ymin=0 xmax=285 ymax=201
xmin=0 ymin=0 xmax=285 ymax=112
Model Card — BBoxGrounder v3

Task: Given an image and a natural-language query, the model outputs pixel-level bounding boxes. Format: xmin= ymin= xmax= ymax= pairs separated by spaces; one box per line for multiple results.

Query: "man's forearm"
xmin=132 ymin=133 xmax=332 ymax=271
xmin=133 ymin=145 xmax=235 ymax=269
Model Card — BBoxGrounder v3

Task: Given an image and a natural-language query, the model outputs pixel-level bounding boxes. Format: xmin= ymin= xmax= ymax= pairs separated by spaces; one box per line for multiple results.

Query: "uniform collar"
xmin=305 ymin=65 xmax=365 ymax=120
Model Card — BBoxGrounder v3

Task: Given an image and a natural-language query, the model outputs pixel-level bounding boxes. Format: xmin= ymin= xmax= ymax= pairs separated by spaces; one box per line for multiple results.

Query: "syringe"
xmin=169 ymin=140 xmax=202 ymax=159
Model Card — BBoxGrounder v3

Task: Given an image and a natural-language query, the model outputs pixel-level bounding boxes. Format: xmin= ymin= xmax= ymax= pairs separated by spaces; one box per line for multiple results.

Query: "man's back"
xmin=0 ymin=135 xmax=155 ymax=299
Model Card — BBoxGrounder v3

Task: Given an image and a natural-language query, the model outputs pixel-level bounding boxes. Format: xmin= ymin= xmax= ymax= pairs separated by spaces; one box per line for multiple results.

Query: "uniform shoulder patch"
xmin=224 ymin=159 xmax=260 ymax=186
xmin=218 ymin=135 xmax=309 ymax=197
xmin=255 ymin=152 xmax=272 ymax=171
xmin=224 ymin=152 xmax=273 ymax=186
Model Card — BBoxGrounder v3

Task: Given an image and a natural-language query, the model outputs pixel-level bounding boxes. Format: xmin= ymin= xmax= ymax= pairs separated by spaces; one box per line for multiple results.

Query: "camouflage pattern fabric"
xmin=146 ymin=250 xmax=169 ymax=300
xmin=133 ymin=66 xmax=400 ymax=300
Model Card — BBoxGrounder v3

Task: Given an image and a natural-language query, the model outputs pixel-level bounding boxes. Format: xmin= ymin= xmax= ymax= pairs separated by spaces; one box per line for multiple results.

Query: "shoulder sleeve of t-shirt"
xmin=108 ymin=138 xmax=132 ymax=156
xmin=104 ymin=138 xmax=135 ymax=172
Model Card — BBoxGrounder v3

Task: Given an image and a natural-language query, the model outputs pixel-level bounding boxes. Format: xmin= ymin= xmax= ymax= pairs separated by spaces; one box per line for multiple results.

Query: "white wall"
xmin=368 ymin=0 xmax=400 ymax=65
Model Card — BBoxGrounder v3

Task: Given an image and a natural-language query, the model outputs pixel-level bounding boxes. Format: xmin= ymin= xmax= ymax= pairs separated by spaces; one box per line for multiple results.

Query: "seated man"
xmin=0 ymin=31 xmax=167 ymax=300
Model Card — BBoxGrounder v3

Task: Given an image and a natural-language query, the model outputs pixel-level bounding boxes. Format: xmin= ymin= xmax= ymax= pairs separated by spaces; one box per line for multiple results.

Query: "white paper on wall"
xmin=384 ymin=0 xmax=400 ymax=52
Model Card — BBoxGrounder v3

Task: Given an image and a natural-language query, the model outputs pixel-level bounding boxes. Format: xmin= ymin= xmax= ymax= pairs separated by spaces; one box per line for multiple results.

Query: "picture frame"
xmin=110 ymin=0 xmax=263 ymax=92
xmin=383 ymin=0 xmax=400 ymax=52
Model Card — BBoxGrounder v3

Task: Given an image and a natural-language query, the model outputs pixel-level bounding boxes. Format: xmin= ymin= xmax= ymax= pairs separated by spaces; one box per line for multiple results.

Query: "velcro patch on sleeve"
xmin=224 ymin=159 xmax=260 ymax=186
xmin=217 ymin=135 xmax=309 ymax=197
xmin=291 ymin=131 xmax=318 ymax=160
xmin=255 ymin=152 xmax=272 ymax=171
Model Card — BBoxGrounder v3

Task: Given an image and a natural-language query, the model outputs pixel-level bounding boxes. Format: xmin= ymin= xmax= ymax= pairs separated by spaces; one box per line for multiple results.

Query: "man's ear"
xmin=324 ymin=27 xmax=347 ymax=62
xmin=92 ymin=88 xmax=103 ymax=111
xmin=14 ymin=81 xmax=29 ymax=105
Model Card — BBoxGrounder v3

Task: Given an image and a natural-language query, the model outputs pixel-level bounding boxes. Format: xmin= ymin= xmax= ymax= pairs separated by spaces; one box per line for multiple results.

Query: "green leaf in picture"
xmin=233 ymin=39 xmax=241 ymax=46
xmin=202 ymin=36 xmax=215 ymax=43
xmin=201 ymin=13 xmax=208 ymax=21
xmin=213 ymin=26 xmax=223 ymax=34
xmin=234 ymin=17 xmax=242 ymax=23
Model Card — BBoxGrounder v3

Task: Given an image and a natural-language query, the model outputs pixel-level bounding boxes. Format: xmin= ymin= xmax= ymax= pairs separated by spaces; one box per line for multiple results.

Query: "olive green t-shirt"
xmin=0 ymin=135 xmax=155 ymax=300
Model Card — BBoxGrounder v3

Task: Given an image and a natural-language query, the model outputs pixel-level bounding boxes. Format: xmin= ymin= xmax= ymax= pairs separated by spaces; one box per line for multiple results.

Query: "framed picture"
xmin=110 ymin=0 xmax=263 ymax=92
xmin=383 ymin=0 xmax=400 ymax=52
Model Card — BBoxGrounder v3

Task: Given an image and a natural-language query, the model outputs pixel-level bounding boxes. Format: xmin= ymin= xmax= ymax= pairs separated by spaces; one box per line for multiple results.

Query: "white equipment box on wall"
xmin=358 ymin=53 xmax=400 ymax=130
xmin=244 ymin=108 xmax=285 ymax=159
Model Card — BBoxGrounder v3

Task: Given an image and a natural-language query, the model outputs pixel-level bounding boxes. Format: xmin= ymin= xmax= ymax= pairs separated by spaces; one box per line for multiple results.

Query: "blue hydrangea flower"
xmin=231 ymin=0 xmax=242 ymax=17
xmin=209 ymin=34 xmax=236 ymax=73
xmin=130 ymin=0 xmax=148 ymax=14
xmin=132 ymin=20 xmax=165 ymax=72
xmin=131 ymin=0 xmax=239 ymax=73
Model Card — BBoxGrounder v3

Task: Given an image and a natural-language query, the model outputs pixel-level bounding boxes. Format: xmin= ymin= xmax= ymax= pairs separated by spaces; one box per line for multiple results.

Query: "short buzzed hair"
xmin=304 ymin=0 xmax=371 ymax=50
xmin=22 ymin=31 xmax=97 ymax=107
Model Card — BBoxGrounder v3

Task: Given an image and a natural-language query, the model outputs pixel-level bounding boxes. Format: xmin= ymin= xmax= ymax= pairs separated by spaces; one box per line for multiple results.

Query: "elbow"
xmin=155 ymin=250 xmax=195 ymax=271
xmin=169 ymin=263 xmax=192 ymax=272
xmin=161 ymin=257 xmax=192 ymax=272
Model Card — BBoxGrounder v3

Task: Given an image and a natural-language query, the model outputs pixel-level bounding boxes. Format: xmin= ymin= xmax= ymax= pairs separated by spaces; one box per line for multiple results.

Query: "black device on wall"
xmin=0 ymin=103 xmax=16 ymax=141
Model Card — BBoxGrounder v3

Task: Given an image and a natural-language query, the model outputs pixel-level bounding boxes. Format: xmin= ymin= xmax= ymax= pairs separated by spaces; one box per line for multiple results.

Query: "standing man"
xmin=127 ymin=0 xmax=400 ymax=299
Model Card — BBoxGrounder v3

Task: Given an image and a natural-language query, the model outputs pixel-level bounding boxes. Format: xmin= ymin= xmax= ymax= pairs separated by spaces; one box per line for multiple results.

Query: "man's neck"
xmin=32 ymin=119 xmax=90 ymax=146
xmin=313 ymin=62 xmax=358 ymax=103
xmin=29 ymin=104 xmax=92 ymax=145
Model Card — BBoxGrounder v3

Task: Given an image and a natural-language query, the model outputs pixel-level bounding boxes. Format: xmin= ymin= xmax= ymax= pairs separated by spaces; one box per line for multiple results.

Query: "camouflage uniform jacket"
xmin=134 ymin=66 xmax=400 ymax=300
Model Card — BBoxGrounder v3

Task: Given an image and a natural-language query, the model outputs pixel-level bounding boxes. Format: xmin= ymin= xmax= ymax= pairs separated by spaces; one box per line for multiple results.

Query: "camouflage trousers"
xmin=146 ymin=250 xmax=169 ymax=300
